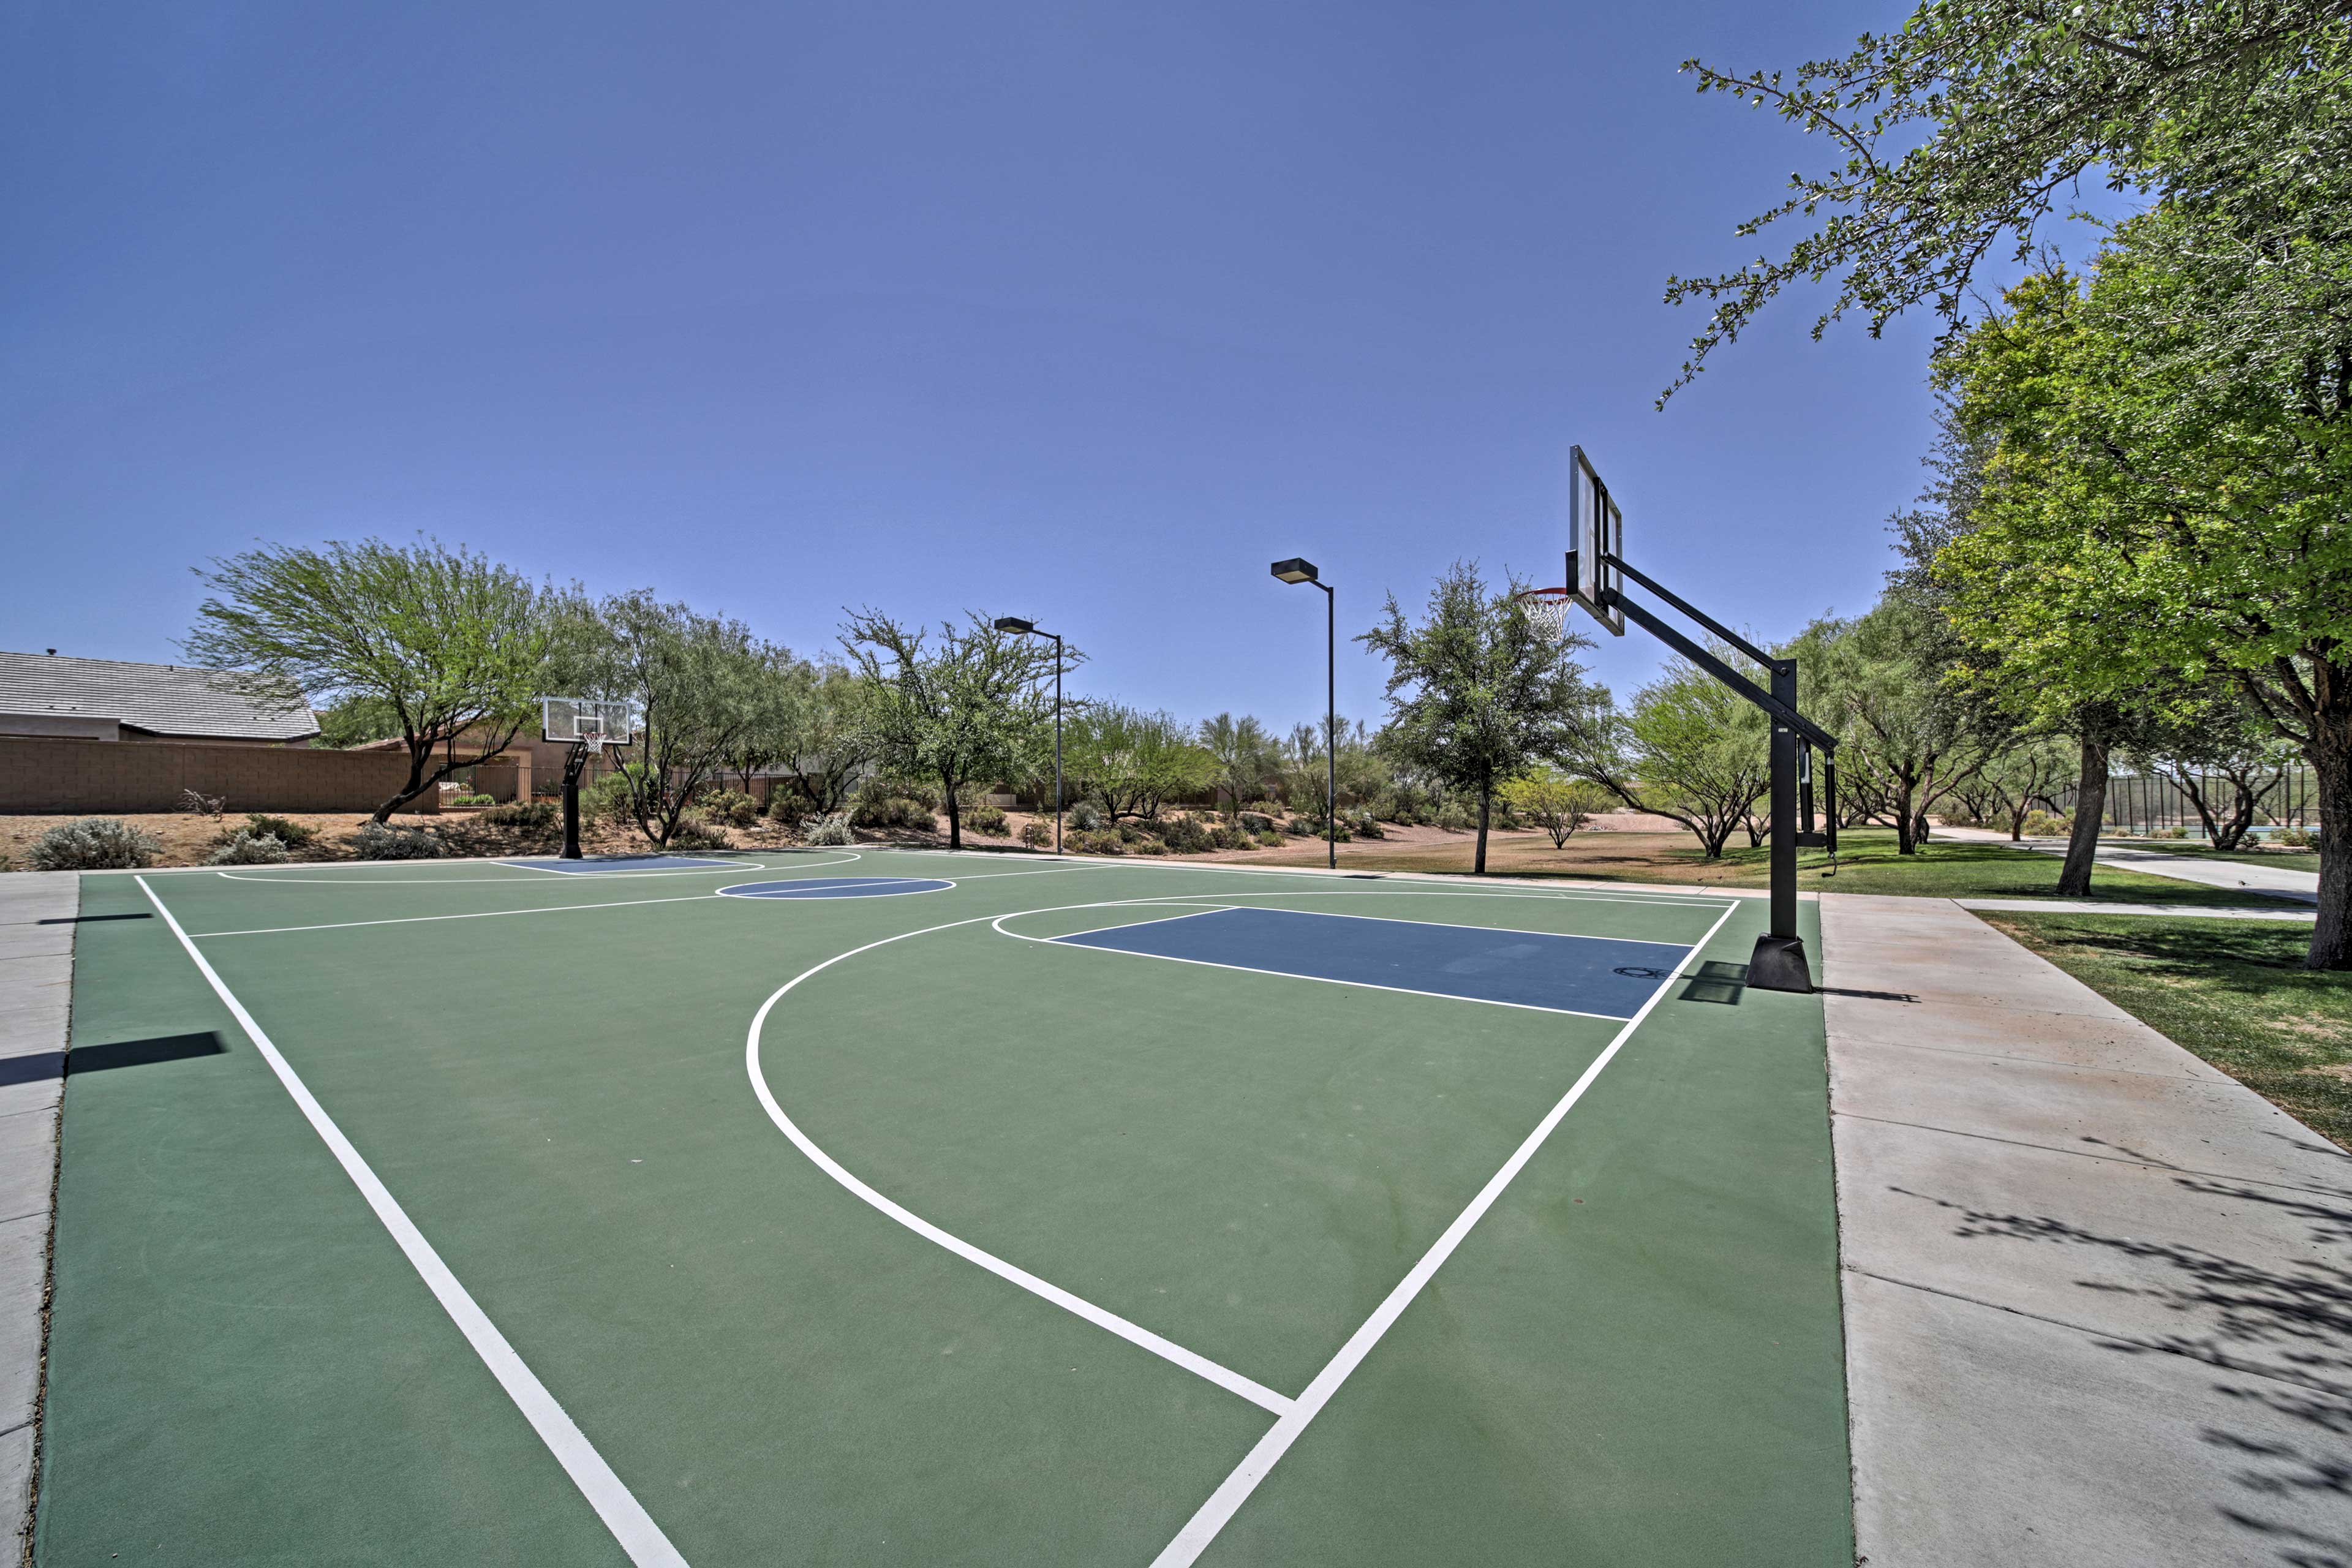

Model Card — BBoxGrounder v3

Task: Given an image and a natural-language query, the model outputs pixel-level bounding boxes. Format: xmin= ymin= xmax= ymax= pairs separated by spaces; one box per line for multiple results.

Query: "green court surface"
xmin=41 ymin=848 xmax=1850 ymax=1566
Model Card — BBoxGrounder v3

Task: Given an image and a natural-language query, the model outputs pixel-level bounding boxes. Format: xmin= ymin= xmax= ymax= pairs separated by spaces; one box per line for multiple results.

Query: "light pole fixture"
xmin=1270 ymin=559 xmax=1336 ymax=870
xmin=993 ymin=616 xmax=1065 ymax=855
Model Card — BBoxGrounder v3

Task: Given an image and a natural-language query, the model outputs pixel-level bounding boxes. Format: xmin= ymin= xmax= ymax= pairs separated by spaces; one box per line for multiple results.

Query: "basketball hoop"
xmin=1510 ymin=587 xmax=1577 ymax=639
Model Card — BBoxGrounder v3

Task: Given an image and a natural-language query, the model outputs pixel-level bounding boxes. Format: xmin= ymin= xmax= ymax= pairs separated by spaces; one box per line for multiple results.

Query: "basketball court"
xmin=37 ymin=846 xmax=1850 ymax=1565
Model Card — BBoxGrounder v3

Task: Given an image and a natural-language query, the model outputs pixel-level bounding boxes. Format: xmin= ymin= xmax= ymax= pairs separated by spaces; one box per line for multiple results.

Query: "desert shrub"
xmin=1237 ymin=811 xmax=1273 ymax=835
xmin=1068 ymin=799 xmax=1106 ymax=831
xmin=699 ymin=789 xmax=760 ymax=827
xmin=1348 ymin=809 xmax=1383 ymax=839
xmin=669 ymin=817 xmax=730 ymax=851
xmin=1256 ymin=831 xmax=1283 ymax=848
xmin=800 ymin=812 xmax=854 ymax=846
xmin=1071 ymin=829 xmax=1124 ymax=856
xmin=1114 ymin=821 xmax=1145 ymax=845
xmin=855 ymin=776 xmax=941 ymax=813
xmin=178 ymin=788 xmax=226 ymax=818
xmin=2274 ymin=826 xmax=2316 ymax=848
xmin=851 ymin=796 xmax=934 ymax=831
xmin=2149 ymin=825 xmax=2188 ymax=840
xmin=451 ymin=793 xmax=496 ymax=809
xmin=965 ymin=802 xmax=1011 ymax=835
xmin=582 ymin=771 xmax=635 ymax=824
xmin=352 ymin=822 xmax=444 ymax=861
xmin=242 ymin=813 xmax=318 ymax=847
xmin=2019 ymin=810 xmax=2072 ymax=838
xmin=1433 ymin=801 xmax=1477 ymax=832
xmin=207 ymin=829 xmax=292 ymax=865
xmin=29 ymin=818 xmax=160 ymax=871
xmin=1019 ymin=819 xmax=1054 ymax=848
xmin=1158 ymin=815 xmax=1213 ymax=854
xmin=1133 ymin=837 xmax=1170 ymax=855
xmin=480 ymin=800 xmax=557 ymax=829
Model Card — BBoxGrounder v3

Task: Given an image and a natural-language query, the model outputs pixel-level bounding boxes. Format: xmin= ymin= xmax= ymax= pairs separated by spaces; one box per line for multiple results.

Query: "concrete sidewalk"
xmin=1820 ymin=893 xmax=2351 ymax=1566
xmin=1955 ymin=897 xmax=2314 ymax=922
xmin=0 ymin=872 xmax=72 ymax=1558
xmin=1936 ymin=824 xmax=2320 ymax=905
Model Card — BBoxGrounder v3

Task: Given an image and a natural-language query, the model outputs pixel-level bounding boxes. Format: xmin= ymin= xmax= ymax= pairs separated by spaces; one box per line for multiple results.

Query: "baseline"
xmin=213 ymin=851 xmax=861 ymax=886
xmin=134 ymin=878 xmax=687 ymax=1567
xmin=719 ymin=878 xmax=953 ymax=900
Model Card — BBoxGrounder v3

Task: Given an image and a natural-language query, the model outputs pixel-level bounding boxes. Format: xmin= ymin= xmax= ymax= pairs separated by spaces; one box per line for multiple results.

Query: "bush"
xmin=1019 ymin=819 xmax=1054 ymax=848
xmin=964 ymin=802 xmax=1011 ymax=835
xmin=2019 ymin=810 xmax=2072 ymax=838
xmin=1256 ymin=831 xmax=1284 ymax=848
xmin=480 ymin=800 xmax=557 ymax=829
xmin=1068 ymin=799 xmax=1106 ymax=831
xmin=1133 ymin=837 xmax=1170 ymax=855
xmin=668 ymin=818 xmax=730 ymax=851
xmin=800 ymin=812 xmax=854 ymax=846
xmin=851 ymin=796 xmax=934 ymax=831
xmin=582 ymin=771 xmax=637 ymax=825
xmin=451 ymin=793 xmax=496 ymax=809
xmin=242 ymin=813 xmax=318 ymax=847
xmin=855 ymin=776 xmax=941 ymax=813
xmin=1071 ymin=829 xmax=1124 ymax=856
xmin=2274 ymin=826 xmax=2316 ymax=848
xmin=29 ymin=818 xmax=160 ymax=870
xmin=699 ymin=789 xmax=760 ymax=827
xmin=1158 ymin=815 xmax=1213 ymax=854
xmin=207 ymin=829 xmax=291 ymax=865
xmin=1115 ymin=821 xmax=1145 ymax=845
xmin=352 ymin=822 xmax=444 ymax=860
xmin=1237 ymin=811 xmax=1273 ymax=835
xmin=1348 ymin=809 xmax=1383 ymax=839
xmin=1433 ymin=801 xmax=1477 ymax=832
xmin=178 ymin=788 xmax=226 ymax=818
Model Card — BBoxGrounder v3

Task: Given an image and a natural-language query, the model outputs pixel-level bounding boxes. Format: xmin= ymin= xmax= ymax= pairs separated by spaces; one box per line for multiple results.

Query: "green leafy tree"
xmin=771 ymin=663 xmax=881 ymax=818
xmin=1068 ymin=705 xmax=1216 ymax=821
xmin=1359 ymin=562 xmax=1596 ymax=873
xmin=183 ymin=538 xmax=549 ymax=821
xmin=1665 ymin=1 xmax=2352 ymax=398
xmin=841 ymin=610 xmax=1069 ymax=850
xmin=2128 ymin=686 xmax=2300 ymax=852
xmin=1978 ymin=737 xmax=2078 ymax=841
xmin=1936 ymin=232 xmax=2352 ymax=965
xmin=579 ymin=591 xmax=778 ymax=847
xmin=1583 ymin=657 xmax=1773 ymax=859
xmin=1796 ymin=601 xmax=1993 ymax=854
xmin=1501 ymin=766 xmax=1611 ymax=848
xmin=1197 ymin=712 xmax=1276 ymax=812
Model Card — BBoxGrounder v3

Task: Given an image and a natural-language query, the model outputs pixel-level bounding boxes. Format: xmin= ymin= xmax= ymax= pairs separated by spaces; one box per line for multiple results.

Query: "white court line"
xmin=743 ymin=907 xmax=1294 ymax=1415
xmin=937 ymin=851 xmax=1738 ymax=907
xmin=193 ymin=892 xmax=724 ymax=938
xmin=1112 ymin=898 xmax=1720 ymax=951
xmin=500 ymin=855 xmax=740 ymax=876
xmin=136 ymin=878 xmax=689 ymax=1567
xmin=1148 ymin=892 xmax=1745 ymax=1567
xmin=213 ymin=851 xmax=862 ymax=886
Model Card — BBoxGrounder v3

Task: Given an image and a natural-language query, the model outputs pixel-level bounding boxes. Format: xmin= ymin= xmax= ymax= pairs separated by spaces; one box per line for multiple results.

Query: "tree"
xmin=1502 ymin=766 xmax=1611 ymax=848
xmin=1583 ymin=657 xmax=1773 ymax=859
xmin=771 ymin=663 xmax=880 ymax=818
xmin=183 ymin=538 xmax=549 ymax=821
xmin=1936 ymin=232 xmax=2352 ymax=965
xmin=2128 ymin=686 xmax=2298 ymax=852
xmin=1197 ymin=714 xmax=1276 ymax=811
xmin=1359 ymin=563 xmax=1596 ymax=873
xmin=1979 ymin=737 xmax=2076 ymax=840
xmin=840 ymin=610 xmax=1067 ymax=850
xmin=1067 ymin=705 xmax=1217 ymax=821
xmin=1664 ymin=1 xmax=2352 ymax=399
xmin=1797 ymin=601 xmax=1993 ymax=854
xmin=718 ymin=650 xmax=811 ymax=795
xmin=580 ymin=592 xmax=777 ymax=847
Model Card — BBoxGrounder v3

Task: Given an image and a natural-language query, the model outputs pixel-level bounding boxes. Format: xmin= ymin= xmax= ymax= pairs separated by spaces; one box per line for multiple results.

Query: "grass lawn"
xmin=2107 ymin=840 xmax=2320 ymax=872
xmin=1977 ymin=912 xmax=2351 ymax=1151
xmin=1212 ymin=827 xmax=2282 ymax=907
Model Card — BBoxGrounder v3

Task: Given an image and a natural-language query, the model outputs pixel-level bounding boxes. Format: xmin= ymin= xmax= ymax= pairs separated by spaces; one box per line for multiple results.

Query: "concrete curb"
xmin=0 ymin=872 xmax=73 ymax=1562
xmin=1821 ymin=892 xmax=2352 ymax=1565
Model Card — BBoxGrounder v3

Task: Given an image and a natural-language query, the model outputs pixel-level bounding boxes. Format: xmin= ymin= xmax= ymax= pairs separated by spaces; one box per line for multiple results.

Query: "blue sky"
xmin=4 ymin=2 xmax=2035 ymax=731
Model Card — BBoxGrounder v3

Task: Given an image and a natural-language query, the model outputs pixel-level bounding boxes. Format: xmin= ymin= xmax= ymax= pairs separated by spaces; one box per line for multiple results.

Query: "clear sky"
xmin=4 ymin=2 xmax=1986 ymax=732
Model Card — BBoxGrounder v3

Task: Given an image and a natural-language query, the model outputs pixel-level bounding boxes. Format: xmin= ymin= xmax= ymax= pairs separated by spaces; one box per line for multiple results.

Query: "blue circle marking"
xmin=719 ymin=876 xmax=954 ymax=900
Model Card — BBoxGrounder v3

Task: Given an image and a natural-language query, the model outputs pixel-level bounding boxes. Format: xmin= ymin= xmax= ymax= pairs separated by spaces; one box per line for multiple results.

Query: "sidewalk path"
xmin=1954 ymin=897 xmax=2313 ymax=922
xmin=1819 ymin=892 xmax=2352 ymax=1567
xmin=0 ymin=872 xmax=72 ymax=1556
xmin=1936 ymin=824 xmax=2318 ymax=905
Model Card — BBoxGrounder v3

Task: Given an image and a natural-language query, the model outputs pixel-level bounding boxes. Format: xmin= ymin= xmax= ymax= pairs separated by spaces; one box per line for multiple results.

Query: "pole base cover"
xmin=1747 ymin=932 xmax=1815 ymax=994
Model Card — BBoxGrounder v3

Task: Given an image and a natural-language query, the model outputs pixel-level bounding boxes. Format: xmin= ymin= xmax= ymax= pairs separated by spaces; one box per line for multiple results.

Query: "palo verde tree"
xmin=1066 ymin=704 xmax=1216 ymax=821
xmin=840 ymin=609 xmax=1069 ymax=850
xmin=1664 ymin=0 xmax=2352 ymax=399
xmin=183 ymin=538 xmax=549 ymax=822
xmin=1795 ymin=600 xmax=1992 ymax=854
xmin=1501 ymin=765 xmax=1611 ymax=849
xmin=1359 ymin=562 xmax=1596 ymax=873
xmin=770 ymin=663 xmax=880 ymax=819
xmin=1197 ymin=712 xmax=1277 ymax=812
xmin=584 ymin=590 xmax=779 ymax=847
xmin=1583 ymin=655 xmax=1773 ymax=859
xmin=1936 ymin=225 xmax=2352 ymax=964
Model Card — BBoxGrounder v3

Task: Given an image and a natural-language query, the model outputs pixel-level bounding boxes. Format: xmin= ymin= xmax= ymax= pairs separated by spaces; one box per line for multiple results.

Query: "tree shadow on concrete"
xmin=1894 ymin=1175 xmax=2352 ymax=1567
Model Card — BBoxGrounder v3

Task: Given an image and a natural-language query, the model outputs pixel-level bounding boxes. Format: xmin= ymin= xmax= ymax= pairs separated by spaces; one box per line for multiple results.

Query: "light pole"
xmin=1270 ymin=558 xmax=1336 ymax=870
xmin=993 ymin=617 xmax=1063 ymax=854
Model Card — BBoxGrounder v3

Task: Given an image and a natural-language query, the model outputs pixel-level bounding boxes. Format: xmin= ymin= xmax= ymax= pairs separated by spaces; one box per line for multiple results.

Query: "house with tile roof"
xmin=0 ymin=650 xmax=318 ymax=744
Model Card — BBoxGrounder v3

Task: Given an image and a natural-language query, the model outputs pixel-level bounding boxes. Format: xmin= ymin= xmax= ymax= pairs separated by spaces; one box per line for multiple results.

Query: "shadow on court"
xmin=60 ymin=1032 xmax=228 ymax=1080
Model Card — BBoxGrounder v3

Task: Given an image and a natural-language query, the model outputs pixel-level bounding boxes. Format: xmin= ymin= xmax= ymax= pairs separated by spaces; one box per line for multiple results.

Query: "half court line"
xmin=135 ymin=878 xmax=691 ymax=1568
xmin=1147 ymin=893 xmax=1746 ymax=1567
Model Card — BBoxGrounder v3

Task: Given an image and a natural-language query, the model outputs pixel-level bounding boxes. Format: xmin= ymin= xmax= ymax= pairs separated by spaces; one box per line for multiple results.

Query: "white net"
xmin=1513 ymin=592 xmax=1575 ymax=640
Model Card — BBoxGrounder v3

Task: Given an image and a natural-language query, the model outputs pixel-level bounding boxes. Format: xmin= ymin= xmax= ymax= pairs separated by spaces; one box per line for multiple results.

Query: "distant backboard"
xmin=541 ymin=697 xmax=641 ymax=748
xmin=1567 ymin=445 xmax=1624 ymax=636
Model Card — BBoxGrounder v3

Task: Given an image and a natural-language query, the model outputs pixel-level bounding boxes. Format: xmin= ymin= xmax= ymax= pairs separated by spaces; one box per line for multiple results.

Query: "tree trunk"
xmin=2056 ymin=737 xmax=2109 ymax=897
xmin=2306 ymin=704 xmax=2351 ymax=970
xmin=1474 ymin=789 xmax=1490 ymax=874
xmin=943 ymin=777 xmax=963 ymax=851
xmin=1894 ymin=778 xmax=1917 ymax=854
xmin=1912 ymin=808 xmax=1932 ymax=847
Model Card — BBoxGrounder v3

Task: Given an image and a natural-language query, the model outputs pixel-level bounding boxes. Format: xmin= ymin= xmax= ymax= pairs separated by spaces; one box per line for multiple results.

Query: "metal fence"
xmin=2051 ymin=766 xmax=2319 ymax=835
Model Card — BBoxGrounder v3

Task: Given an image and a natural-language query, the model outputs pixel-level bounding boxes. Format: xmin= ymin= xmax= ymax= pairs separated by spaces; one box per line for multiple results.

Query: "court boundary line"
xmin=1111 ymin=898 xmax=1714 ymax=952
xmin=212 ymin=851 xmax=862 ymax=886
xmin=1147 ymin=891 xmax=1746 ymax=1566
xmin=134 ymin=877 xmax=689 ymax=1568
xmin=191 ymin=892 xmax=726 ymax=940
xmin=717 ymin=876 xmax=955 ymax=900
